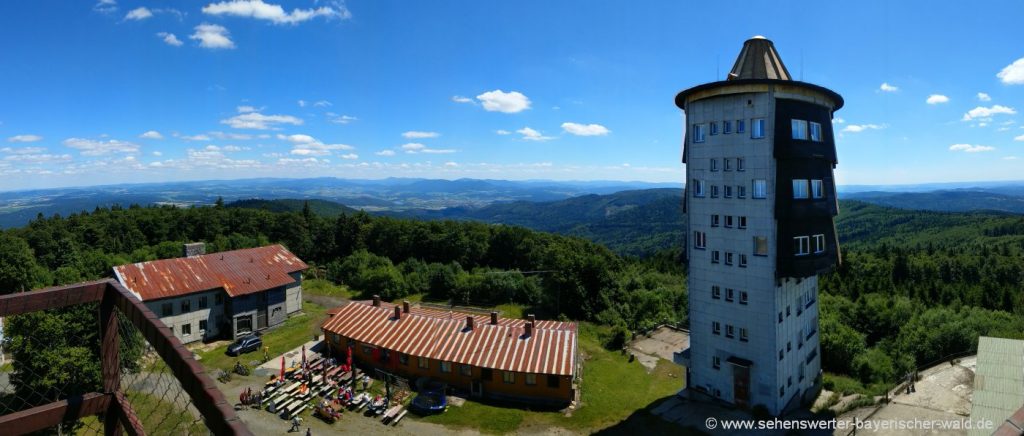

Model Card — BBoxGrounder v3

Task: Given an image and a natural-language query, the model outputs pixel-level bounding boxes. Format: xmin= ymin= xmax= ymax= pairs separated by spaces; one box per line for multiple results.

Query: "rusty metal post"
xmin=101 ymin=284 xmax=122 ymax=436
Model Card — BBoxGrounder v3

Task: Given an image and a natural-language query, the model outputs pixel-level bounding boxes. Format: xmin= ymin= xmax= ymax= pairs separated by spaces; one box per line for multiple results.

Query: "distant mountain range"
xmin=841 ymin=189 xmax=1024 ymax=214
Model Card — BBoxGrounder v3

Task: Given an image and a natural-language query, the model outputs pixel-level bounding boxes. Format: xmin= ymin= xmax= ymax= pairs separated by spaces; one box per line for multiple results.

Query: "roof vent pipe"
xmin=372 ymin=295 xmax=381 ymax=307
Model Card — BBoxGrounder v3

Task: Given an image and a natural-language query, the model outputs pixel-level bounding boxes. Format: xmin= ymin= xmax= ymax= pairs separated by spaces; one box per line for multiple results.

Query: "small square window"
xmin=737 ymin=158 xmax=745 ymax=171
xmin=724 ymin=215 xmax=734 ymax=228
xmin=792 ymin=179 xmax=809 ymax=199
xmin=723 ymin=120 xmax=732 ymax=134
xmin=725 ymin=324 xmax=734 ymax=338
xmin=181 ymin=299 xmax=191 ymax=313
xmin=794 ymin=236 xmax=810 ymax=256
xmin=724 ymin=185 xmax=733 ymax=198
xmin=753 ymin=179 xmax=767 ymax=199
xmin=692 ymin=179 xmax=705 ymax=197
xmin=182 ymin=323 xmax=192 ymax=336
xmin=724 ymin=158 xmax=732 ymax=171
xmin=199 ymin=320 xmax=208 ymax=332
xmin=737 ymin=185 xmax=746 ymax=198
xmin=752 ymin=118 xmax=766 ymax=139
xmin=754 ymin=236 xmax=768 ymax=256
xmin=791 ymin=119 xmax=808 ymax=140
xmin=725 ymin=252 xmax=734 ymax=265
xmin=740 ymin=328 xmax=748 ymax=342
xmin=693 ymin=231 xmax=707 ymax=249
xmin=418 ymin=356 xmax=430 ymax=369
xmin=710 ymin=158 xmax=718 ymax=172
xmin=725 ymin=288 xmax=734 ymax=302
xmin=692 ymin=124 xmax=706 ymax=143
xmin=712 ymin=356 xmax=721 ymax=369
xmin=440 ymin=361 xmax=452 ymax=373
xmin=711 ymin=285 xmax=721 ymax=299
xmin=814 ymin=234 xmax=826 ymax=253
xmin=738 ymin=216 xmax=747 ymax=229
xmin=711 ymin=214 xmax=720 ymax=227
xmin=739 ymin=254 xmax=748 ymax=268
xmin=812 ymin=179 xmax=824 ymax=199
xmin=399 ymin=353 xmax=409 ymax=365
xmin=502 ymin=371 xmax=516 ymax=384
xmin=736 ymin=119 xmax=745 ymax=133
xmin=712 ymin=321 xmax=721 ymax=335
xmin=711 ymin=250 xmax=720 ymax=264
xmin=739 ymin=291 xmax=748 ymax=305
xmin=810 ymin=122 xmax=822 ymax=142
xmin=710 ymin=121 xmax=719 ymax=136
xmin=710 ymin=185 xmax=719 ymax=198
xmin=525 ymin=373 xmax=537 ymax=385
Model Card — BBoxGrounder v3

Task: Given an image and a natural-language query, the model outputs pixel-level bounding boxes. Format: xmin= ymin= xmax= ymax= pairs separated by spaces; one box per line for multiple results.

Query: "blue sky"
xmin=1 ymin=0 xmax=1022 ymax=191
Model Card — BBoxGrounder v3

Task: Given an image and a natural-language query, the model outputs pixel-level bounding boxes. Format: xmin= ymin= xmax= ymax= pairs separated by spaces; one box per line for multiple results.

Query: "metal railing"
xmin=0 ymin=279 xmax=250 ymax=435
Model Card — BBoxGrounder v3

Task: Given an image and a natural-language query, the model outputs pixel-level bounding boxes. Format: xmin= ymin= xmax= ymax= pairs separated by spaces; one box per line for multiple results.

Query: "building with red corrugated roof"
xmin=113 ymin=243 xmax=308 ymax=344
xmin=321 ymin=297 xmax=578 ymax=406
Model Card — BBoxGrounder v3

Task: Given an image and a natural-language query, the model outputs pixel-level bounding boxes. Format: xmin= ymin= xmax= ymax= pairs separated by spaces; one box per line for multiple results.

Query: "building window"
xmin=712 ymin=321 xmax=721 ymax=335
xmin=712 ymin=285 xmax=721 ymax=299
xmin=710 ymin=158 xmax=718 ymax=172
xmin=736 ymin=119 xmax=745 ymax=133
xmin=723 ymin=120 xmax=732 ymax=134
xmin=182 ymin=323 xmax=192 ymax=336
xmin=399 ymin=353 xmax=409 ymax=365
xmin=792 ymin=179 xmax=809 ymax=199
xmin=440 ymin=361 xmax=452 ymax=373
xmin=753 ymin=236 xmax=769 ymax=256
xmin=736 ymin=158 xmax=745 ymax=171
xmin=787 ymin=341 xmax=792 ymax=352
xmin=725 ymin=252 xmax=734 ymax=265
xmin=739 ymin=254 xmax=748 ymax=268
xmin=724 ymin=185 xmax=733 ymax=198
xmin=181 ymin=299 xmax=191 ymax=313
xmin=711 ymin=214 xmax=720 ymax=227
xmin=738 ymin=216 xmax=747 ymax=229
xmin=740 ymin=328 xmax=749 ymax=342
xmin=739 ymin=291 xmax=748 ymax=305
xmin=161 ymin=303 xmax=172 ymax=317
xmin=724 ymin=215 xmax=734 ymax=228
xmin=725 ymin=288 xmax=734 ymax=302
xmin=753 ymin=179 xmax=767 ymax=199
xmin=737 ymin=185 xmax=746 ymax=198
xmin=199 ymin=296 xmax=208 ymax=309
xmin=712 ymin=356 xmax=721 ymax=369
xmin=814 ymin=234 xmax=826 ymax=253
xmin=215 ymin=293 xmax=223 ymax=305
xmin=692 ymin=124 xmax=706 ymax=143
xmin=418 ymin=356 xmax=429 ymax=369
xmin=810 ymin=122 xmax=822 ymax=142
xmin=811 ymin=179 xmax=824 ymax=199
xmin=778 ymin=312 xmax=783 ymax=323
xmin=199 ymin=320 xmax=207 ymax=333
xmin=725 ymin=325 xmax=734 ymax=338
xmin=752 ymin=118 xmax=766 ymax=138
xmin=692 ymin=179 xmax=705 ymax=197
xmin=780 ymin=386 xmax=785 ymax=397
xmin=798 ymin=330 xmax=804 ymax=349
xmin=710 ymin=185 xmax=719 ymax=198
xmin=525 ymin=373 xmax=537 ymax=386
xmin=791 ymin=119 xmax=808 ymax=140
xmin=363 ymin=345 xmax=374 ymax=355
xmin=693 ymin=231 xmax=707 ymax=249
xmin=710 ymin=121 xmax=719 ymax=136
xmin=711 ymin=250 xmax=720 ymax=264
xmin=724 ymin=158 xmax=732 ymax=171
xmin=779 ymin=350 xmax=784 ymax=361
xmin=502 ymin=371 xmax=516 ymax=384
xmin=794 ymin=236 xmax=810 ymax=256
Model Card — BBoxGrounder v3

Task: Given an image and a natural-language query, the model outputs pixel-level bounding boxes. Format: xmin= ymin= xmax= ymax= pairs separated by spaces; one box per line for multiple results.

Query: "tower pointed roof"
xmin=727 ymin=36 xmax=791 ymax=81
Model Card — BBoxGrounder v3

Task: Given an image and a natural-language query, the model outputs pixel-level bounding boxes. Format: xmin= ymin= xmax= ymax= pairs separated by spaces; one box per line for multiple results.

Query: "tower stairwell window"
xmin=693 ymin=124 xmax=706 ymax=143
xmin=811 ymin=179 xmax=824 ymax=199
xmin=694 ymin=231 xmax=707 ymax=249
xmin=791 ymin=119 xmax=808 ymax=140
xmin=692 ymin=179 xmax=705 ymax=197
xmin=810 ymin=122 xmax=822 ymax=141
xmin=792 ymin=179 xmax=809 ymax=199
xmin=814 ymin=234 xmax=826 ymax=253
xmin=794 ymin=236 xmax=810 ymax=256
xmin=752 ymin=118 xmax=766 ymax=138
xmin=754 ymin=236 xmax=768 ymax=256
xmin=753 ymin=179 xmax=767 ymax=199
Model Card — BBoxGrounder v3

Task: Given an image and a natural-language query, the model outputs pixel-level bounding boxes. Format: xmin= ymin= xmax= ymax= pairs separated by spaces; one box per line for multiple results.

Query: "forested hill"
xmin=836 ymin=200 xmax=1024 ymax=249
xmin=844 ymin=189 xmax=1024 ymax=214
xmin=228 ymin=198 xmax=357 ymax=217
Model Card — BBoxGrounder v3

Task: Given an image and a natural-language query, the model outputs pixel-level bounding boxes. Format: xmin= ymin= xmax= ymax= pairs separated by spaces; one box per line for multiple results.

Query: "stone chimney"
xmin=490 ymin=311 xmax=499 ymax=325
xmin=527 ymin=314 xmax=536 ymax=324
xmin=184 ymin=242 xmax=206 ymax=258
xmin=394 ymin=306 xmax=401 ymax=319
xmin=466 ymin=316 xmax=474 ymax=330
xmin=372 ymin=295 xmax=381 ymax=307
xmin=402 ymin=300 xmax=410 ymax=313
xmin=524 ymin=322 xmax=533 ymax=338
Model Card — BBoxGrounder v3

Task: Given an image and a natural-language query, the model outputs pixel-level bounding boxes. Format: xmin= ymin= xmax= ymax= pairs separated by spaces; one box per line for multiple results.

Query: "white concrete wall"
xmin=146 ymin=289 xmax=226 ymax=345
xmin=285 ymin=271 xmax=303 ymax=314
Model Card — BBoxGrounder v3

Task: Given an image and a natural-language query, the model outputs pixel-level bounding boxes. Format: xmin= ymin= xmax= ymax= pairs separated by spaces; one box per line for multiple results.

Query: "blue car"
xmin=409 ymin=389 xmax=447 ymax=415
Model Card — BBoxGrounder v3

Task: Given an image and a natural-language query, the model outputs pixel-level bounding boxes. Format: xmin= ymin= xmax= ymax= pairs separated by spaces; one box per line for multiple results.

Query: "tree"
xmin=819 ymin=314 xmax=866 ymax=374
xmin=0 ymin=232 xmax=38 ymax=294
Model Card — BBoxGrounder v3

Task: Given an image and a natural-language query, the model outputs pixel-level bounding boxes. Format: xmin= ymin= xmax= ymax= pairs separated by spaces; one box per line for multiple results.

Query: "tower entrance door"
xmin=727 ymin=357 xmax=753 ymax=409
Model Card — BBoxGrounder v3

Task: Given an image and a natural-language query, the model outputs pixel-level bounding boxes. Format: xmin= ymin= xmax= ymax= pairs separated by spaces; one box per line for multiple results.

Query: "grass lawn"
xmin=419 ymin=322 xmax=685 ymax=434
xmin=494 ymin=303 xmax=525 ymax=319
xmin=302 ymin=278 xmax=354 ymax=299
xmin=196 ymin=301 xmax=328 ymax=372
xmin=76 ymin=391 xmax=206 ymax=435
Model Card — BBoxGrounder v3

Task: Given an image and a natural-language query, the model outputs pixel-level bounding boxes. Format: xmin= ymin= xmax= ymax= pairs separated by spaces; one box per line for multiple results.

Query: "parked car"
xmin=409 ymin=389 xmax=447 ymax=415
xmin=226 ymin=334 xmax=262 ymax=356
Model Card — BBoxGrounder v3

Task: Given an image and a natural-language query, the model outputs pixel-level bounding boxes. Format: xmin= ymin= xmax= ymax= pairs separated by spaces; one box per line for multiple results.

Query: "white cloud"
xmin=842 ymin=124 xmax=885 ymax=133
xmin=476 ymin=90 xmax=531 ymax=113
xmin=179 ymin=133 xmax=212 ymax=141
xmin=1015 ymin=134 xmax=1024 ymax=142
xmin=977 ymin=92 xmax=992 ymax=102
xmin=949 ymin=143 xmax=995 ymax=153
xmin=452 ymin=96 xmax=473 ymax=104
xmin=152 ymin=151 xmax=163 ymax=156
xmin=879 ymin=82 xmax=899 ymax=92
xmin=125 ymin=7 xmax=152 ymax=20
xmin=327 ymin=113 xmax=357 ymax=124
xmin=190 ymin=23 xmax=235 ymax=49
xmin=421 ymin=148 xmax=455 ymax=154
xmin=517 ymin=127 xmax=555 ymax=141
xmin=375 ymin=150 xmax=396 ymax=156
xmin=276 ymin=157 xmax=329 ymax=167
xmin=222 ymin=145 xmax=247 ymax=152
xmin=339 ymin=153 xmax=358 ymax=160
xmin=94 ymin=0 xmax=117 ymax=14
xmin=209 ymin=131 xmax=256 ymax=140
xmin=1004 ymin=156 xmax=1018 ymax=160
xmin=401 ymin=143 xmax=425 ymax=152
xmin=496 ymin=130 xmax=511 ymax=135
xmin=237 ymin=105 xmax=257 ymax=113
xmin=925 ymin=94 xmax=949 ymax=105
xmin=278 ymin=134 xmax=353 ymax=156
xmin=202 ymin=0 xmax=350 ymax=25
xmin=2 ymin=153 xmax=73 ymax=163
xmin=1 ymin=147 xmax=46 ymax=154
xmin=961 ymin=105 xmax=1016 ymax=121
xmin=277 ymin=133 xmax=316 ymax=143
xmin=313 ymin=100 xmax=332 ymax=107
xmin=156 ymin=32 xmax=183 ymax=46
xmin=139 ymin=130 xmax=164 ymax=140
xmin=444 ymin=161 xmax=458 ymax=168
xmin=7 ymin=134 xmax=42 ymax=143
xmin=297 ymin=100 xmax=307 ymax=107
xmin=997 ymin=57 xmax=1024 ymax=85
xmin=832 ymin=117 xmax=845 ymax=124
xmin=221 ymin=111 xmax=302 ymax=129
xmin=561 ymin=122 xmax=610 ymax=136
xmin=402 ymin=131 xmax=440 ymax=139
xmin=63 ymin=138 xmax=140 ymax=156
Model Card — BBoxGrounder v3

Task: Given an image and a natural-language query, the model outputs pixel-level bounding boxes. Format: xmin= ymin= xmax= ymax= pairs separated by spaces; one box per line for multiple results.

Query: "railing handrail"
xmin=0 ymin=279 xmax=251 ymax=435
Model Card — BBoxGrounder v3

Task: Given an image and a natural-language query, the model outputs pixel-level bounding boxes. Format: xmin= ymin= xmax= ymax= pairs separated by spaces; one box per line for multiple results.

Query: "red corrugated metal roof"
xmin=113 ymin=244 xmax=307 ymax=301
xmin=321 ymin=301 xmax=578 ymax=376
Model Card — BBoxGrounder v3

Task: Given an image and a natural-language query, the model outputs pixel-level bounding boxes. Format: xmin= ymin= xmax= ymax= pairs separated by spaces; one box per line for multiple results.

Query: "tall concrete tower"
xmin=675 ymin=36 xmax=843 ymax=415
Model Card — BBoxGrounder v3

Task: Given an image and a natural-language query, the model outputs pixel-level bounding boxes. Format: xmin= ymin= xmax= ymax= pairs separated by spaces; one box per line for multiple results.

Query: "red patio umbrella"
xmin=302 ymin=344 xmax=307 ymax=372
xmin=279 ymin=356 xmax=285 ymax=381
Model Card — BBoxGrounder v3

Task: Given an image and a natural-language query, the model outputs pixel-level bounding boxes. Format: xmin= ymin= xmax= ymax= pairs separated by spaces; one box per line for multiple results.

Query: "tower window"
xmin=711 ymin=250 xmax=720 ymax=263
xmin=791 ymin=119 xmax=808 ymax=140
xmin=710 ymin=185 xmax=719 ymax=198
xmin=811 ymin=179 xmax=824 ymax=198
xmin=712 ymin=321 xmax=721 ymax=335
xmin=739 ymin=291 xmax=748 ymax=304
xmin=725 ymin=288 xmax=734 ymax=301
xmin=814 ymin=234 xmax=826 ymax=253
xmin=723 ymin=158 xmax=732 ymax=171
xmin=792 ymin=179 xmax=809 ymax=199
xmin=752 ymin=179 xmax=767 ymax=199
xmin=736 ymin=119 xmax=746 ymax=133
xmin=692 ymin=124 xmax=706 ymax=143
xmin=693 ymin=231 xmax=707 ymax=249
xmin=752 ymin=118 xmax=766 ymax=139
xmin=725 ymin=252 xmax=734 ymax=265
xmin=692 ymin=179 xmax=705 ymax=197
xmin=712 ymin=285 xmax=721 ymax=299
xmin=738 ymin=216 xmax=747 ymax=229
xmin=724 ymin=215 xmax=734 ymax=228
xmin=739 ymin=254 xmax=748 ymax=268
xmin=710 ymin=122 xmax=719 ymax=136
xmin=712 ymin=356 xmax=721 ymax=369
xmin=711 ymin=214 xmax=720 ymax=227
xmin=736 ymin=158 xmax=745 ymax=171
xmin=794 ymin=236 xmax=810 ymax=256
xmin=753 ymin=236 xmax=768 ymax=256
xmin=710 ymin=158 xmax=718 ymax=172
xmin=779 ymin=350 xmax=784 ymax=361
xmin=723 ymin=120 xmax=732 ymax=134
xmin=740 ymin=328 xmax=748 ymax=342
xmin=725 ymin=325 xmax=735 ymax=338
xmin=810 ymin=122 xmax=822 ymax=142
xmin=724 ymin=185 xmax=733 ymax=198
xmin=737 ymin=185 xmax=746 ymax=198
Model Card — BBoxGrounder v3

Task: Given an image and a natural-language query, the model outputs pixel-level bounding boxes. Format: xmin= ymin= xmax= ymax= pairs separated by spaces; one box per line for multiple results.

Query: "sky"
xmin=1 ymin=0 xmax=1023 ymax=191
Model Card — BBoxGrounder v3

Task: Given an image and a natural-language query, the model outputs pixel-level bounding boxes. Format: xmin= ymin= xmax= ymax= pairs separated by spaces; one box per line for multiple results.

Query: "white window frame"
xmin=810 ymin=122 xmax=822 ymax=142
xmin=711 ymin=250 xmax=720 ymax=263
xmin=711 ymin=214 xmax=720 ymax=227
xmin=737 ymin=158 xmax=745 ymax=171
xmin=723 ymin=158 xmax=732 ymax=171
xmin=737 ymin=185 xmax=746 ymax=198
xmin=724 ymin=185 xmax=733 ymax=198
xmin=738 ymin=216 xmax=747 ymax=229
xmin=740 ymin=328 xmax=748 ymax=342
xmin=692 ymin=124 xmax=706 ymax=143
xmin=710 ymin=185 xmax=719 ymax=198
xmin=794 ymin=236 xmax=810 ymax=256
xmin=693 ymin=231 xmax=707 ymax=249
xmin=725 ymin=324 xmax=734 ymax=338
xmin=739 ymin=291 xmax=748 ymax=305
xmin=712 ymin=355 xmax=721 ymax=369
xmin=724 ymin=215 xmax=734 ymax=228
xmin=712 ymin=285 xmax=721 ymax=299
xmin=792 ymin=179 xmax=809 ymax=199
xmin=725 ymin=252 xmax=734 ymax=265
xmin=712 ymin=321 xmax=721 ymax=335
xmin=811 ymin=179 xmax=824 ymax=199
xmin=692 ymin=179 xmax=705 ymax=197
xmin=182 ymin=323 xmax=192 ymax=336
xmin=710 ymin=121 xmax=719 ymax=136
xmin=814 ymin=234 xmax=826 ymax=253
xmin=710 ymin=158 xmax=718 ymax=172
xmin=723 ymin=120 xmax=732 ymax=134
xmin=726 ymin=288 xmax=734 ymax=301
xmin=736 ymin=119 xmax=745 ymax=133
xmin=752 ymin=118 xmax=766 ymax=139
xmin=791 ymin=119 xmax=808 ymax=140
xmin=739 ymin=254 xmax=748 ymax=268
xmin=753 ymin=179 xmax=767 ymax=199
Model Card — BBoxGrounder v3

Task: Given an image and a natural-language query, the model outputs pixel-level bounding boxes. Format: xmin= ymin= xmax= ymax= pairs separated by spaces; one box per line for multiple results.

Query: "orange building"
xmin=320 ymin=297 xmax=578 ymax=406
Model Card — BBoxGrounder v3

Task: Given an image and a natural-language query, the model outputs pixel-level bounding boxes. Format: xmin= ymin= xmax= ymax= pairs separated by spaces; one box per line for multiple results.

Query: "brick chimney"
xmin=466 ymin=316 xmax=474 ymax=330
xmin=184 ymin=242 xmax=206 ymax=258
xmin=527 ymin=314 xmax=536 ymax=324
xmin=402 ymin=300 xmax=410 ymax=313
xmin=524 ymin=322 xmax=533 ymax=338
xmin=490 ymin=311 xmax=499 ymax=325
xmin=372 ymin=295 xmax=381 ymax=307
xmin=394 ymin=306 xmax=401 ymax=319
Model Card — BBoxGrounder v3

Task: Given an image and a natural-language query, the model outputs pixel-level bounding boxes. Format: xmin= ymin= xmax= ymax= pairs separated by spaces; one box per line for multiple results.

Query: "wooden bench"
xmin=285 ymin=404 xmax=308 ymax=420
xmin=381 ymin=405 xmax=403 ymax=424
xmin=391 ymin=410 xmax=407 ymax=426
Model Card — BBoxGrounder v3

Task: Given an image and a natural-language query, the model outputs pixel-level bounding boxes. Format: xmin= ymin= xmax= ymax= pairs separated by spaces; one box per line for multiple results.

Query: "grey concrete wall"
xmin=146 ymin=289 xmax=226 ymax=345
xmin=268 ymin=287 xmax=287 ymax=327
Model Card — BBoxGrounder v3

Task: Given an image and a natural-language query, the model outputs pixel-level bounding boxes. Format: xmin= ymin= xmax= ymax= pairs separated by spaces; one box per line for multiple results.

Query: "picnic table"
xmin=381 ymin=404 xmax=403 ymax=424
